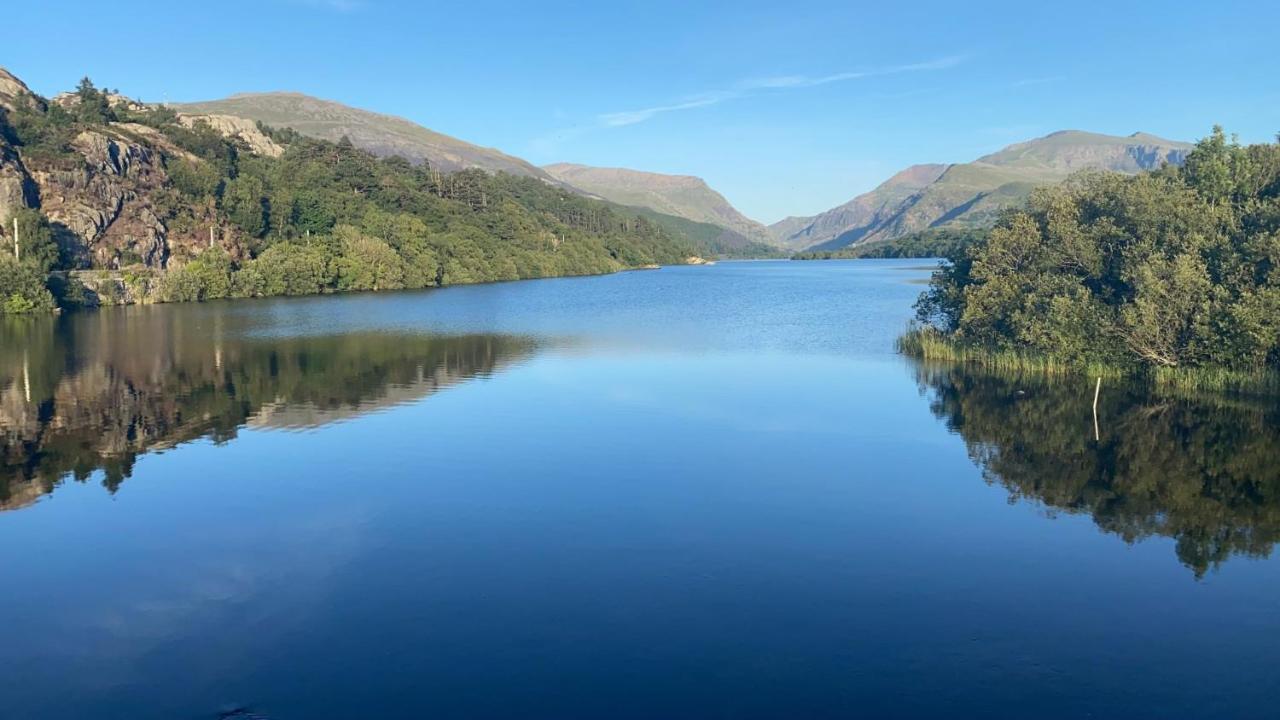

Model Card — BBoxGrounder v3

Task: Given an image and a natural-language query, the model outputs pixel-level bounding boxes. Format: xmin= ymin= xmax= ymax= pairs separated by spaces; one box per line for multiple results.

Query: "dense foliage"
xmin=914 ymin=128 xmax=1280 ymax=373
xmin=792 ymin=227 xmax=988 ymax=260
xmin=0 ymin=78 xmax=705 ymax=311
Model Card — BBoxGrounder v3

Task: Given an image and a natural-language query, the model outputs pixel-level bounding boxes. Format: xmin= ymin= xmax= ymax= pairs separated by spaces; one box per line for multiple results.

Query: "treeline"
xmin=792 ymin=227 xmax=988 ymax=260
xmin=910 ymin=127 xmax=1280 ymax=378
xmin=0 ymin=78 xmax=701 ymax=312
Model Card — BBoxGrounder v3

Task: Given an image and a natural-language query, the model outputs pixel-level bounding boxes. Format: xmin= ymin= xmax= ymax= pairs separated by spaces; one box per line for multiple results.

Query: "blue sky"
xmin=6 ymin=0 xmax=1278 ymax=223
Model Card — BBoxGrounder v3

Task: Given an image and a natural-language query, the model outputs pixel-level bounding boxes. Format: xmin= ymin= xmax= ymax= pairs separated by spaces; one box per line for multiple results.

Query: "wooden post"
xmin=1092 ymin=377 xmax=1102 ymax=441
xmin=209 ymin=226 xmax=215 ymax=249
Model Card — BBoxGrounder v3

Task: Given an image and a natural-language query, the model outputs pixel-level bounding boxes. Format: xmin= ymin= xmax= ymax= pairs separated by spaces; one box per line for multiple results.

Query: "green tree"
xmin=7 ymin=208 xmax=60 ymax=273
xmin=0 ymin=255 xmax=55 ymax=313
xmin=332 ymin=227 xmax=405 ymax=292
xmin=221 ymin=175 xmax=269 ymax=239
xmin=73 ymin=77 xmax=116 ymax=125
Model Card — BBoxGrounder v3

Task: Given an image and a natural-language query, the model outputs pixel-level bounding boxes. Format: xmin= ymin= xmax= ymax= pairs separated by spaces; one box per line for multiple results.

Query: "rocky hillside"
xmin=771 ymin=130 xmax=1193 ymax=251
xmin=0 ymin=68 xmax=232 ymax=269
xmin=173 ymin=92 xmax=562 ymax=182
xmin=0 ymin=65 xmax=715 ymax=314
xmin=542 ymin=163 xmax=770 ymax=245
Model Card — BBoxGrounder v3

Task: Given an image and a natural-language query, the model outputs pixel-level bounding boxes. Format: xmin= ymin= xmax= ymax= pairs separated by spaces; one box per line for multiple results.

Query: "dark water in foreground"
xmin=1 ymin=260 xmax=1278 ymax=719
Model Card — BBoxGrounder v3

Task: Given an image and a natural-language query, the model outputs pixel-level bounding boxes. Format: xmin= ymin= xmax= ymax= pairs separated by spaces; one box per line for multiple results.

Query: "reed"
xmin=897 ymin=327 xmax=1280 ymax=397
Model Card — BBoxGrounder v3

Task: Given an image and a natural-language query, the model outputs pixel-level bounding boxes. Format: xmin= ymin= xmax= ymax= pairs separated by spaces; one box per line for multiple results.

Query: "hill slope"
xmin=542 ymin=163 xmax=770 ymax=245
xmin=0 ymin=67 xmax=706 ymax=314
xmin=771 ymin=130 xmax=1193 ymax=251
xmin=173 ymin=92 xmax=563 ymax=182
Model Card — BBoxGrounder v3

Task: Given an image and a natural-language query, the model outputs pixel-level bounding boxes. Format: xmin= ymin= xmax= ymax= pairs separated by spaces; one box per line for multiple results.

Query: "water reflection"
xmin=916 ymin=363 xmax=1280 ymax=576
xmin=0 ymin=312 xmax=537 ymax=511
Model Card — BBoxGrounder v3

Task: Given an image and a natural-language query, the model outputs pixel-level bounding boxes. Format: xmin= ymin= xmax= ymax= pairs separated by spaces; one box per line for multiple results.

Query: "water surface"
xmin=2 ymin=260 xmax=1278 ymax=719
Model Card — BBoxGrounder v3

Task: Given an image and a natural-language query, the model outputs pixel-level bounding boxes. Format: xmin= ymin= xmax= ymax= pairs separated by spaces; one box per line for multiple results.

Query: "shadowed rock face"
xmin=29 ymin=128 xmax=172 ymax=268
xmin=0 ymin=311 xmax=537 ymax=511
xmin=914 ymin=363 xmax=1280 ymax=577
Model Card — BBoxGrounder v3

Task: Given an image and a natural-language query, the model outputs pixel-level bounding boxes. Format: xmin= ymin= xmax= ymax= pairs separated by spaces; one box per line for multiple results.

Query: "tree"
xmin=332 ymin=226 xmax=405 ymax=292
xmin=7 ymin=208 xmax=60 ymax=273
xmin=221 ymin=175 xmax=269 ymax=239
xmin=0 ymin=254 xmax=55 ymax=313
xmin=73 ymin=77 xmax=116 ymax=125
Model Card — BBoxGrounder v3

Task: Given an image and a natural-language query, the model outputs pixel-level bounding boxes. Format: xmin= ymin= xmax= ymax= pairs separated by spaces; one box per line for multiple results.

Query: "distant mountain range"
xmin=172 ymin=92 xmax=1194 ymax=256
xmin=769 ymin=130 xmax=1193 ymax=251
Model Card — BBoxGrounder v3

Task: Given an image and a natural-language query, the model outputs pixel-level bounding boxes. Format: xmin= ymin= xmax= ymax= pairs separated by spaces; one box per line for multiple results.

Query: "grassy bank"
xmin=897 ymin=327 xmax=1280 ymax=396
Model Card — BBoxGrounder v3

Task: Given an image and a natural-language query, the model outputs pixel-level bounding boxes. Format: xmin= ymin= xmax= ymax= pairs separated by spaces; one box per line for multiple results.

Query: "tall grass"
xmin=897 ymin=327 xmax=1280 ymax=397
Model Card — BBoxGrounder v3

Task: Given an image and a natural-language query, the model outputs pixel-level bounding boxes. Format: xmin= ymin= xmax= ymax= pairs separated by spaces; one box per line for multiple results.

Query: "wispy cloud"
xmin=598 ymin=55 xmax=966 ymax=127
xmin=599 ymin=92 xmax=735 ymax=127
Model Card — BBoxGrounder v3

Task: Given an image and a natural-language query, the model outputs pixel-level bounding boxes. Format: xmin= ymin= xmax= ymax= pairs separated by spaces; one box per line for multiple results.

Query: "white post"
xmin=1092 ymin=377 xmax=1102 ymax=441
xmin=210 ymin=226 xmax=215 ymax=249
xmin=13 ymin=216 xmax=19 ymax=262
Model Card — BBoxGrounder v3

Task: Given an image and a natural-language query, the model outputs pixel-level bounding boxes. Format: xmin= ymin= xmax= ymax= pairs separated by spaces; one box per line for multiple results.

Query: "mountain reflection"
xmin=915 ymin=364 xmax=1280 ymax=576
xmin=0 ymin=311 xmax=537 ymax=512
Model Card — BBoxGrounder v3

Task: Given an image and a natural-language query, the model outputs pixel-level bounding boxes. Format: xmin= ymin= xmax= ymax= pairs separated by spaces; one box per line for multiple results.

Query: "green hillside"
xmin=543 ymin=163 xmax=771 ymax=246
xmin=173 ymin=92 xmax=561 ymax=181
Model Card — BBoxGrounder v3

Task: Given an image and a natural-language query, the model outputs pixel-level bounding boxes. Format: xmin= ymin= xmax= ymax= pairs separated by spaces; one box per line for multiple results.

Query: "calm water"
xmin=2 ymin=260 xmax=1278 ymax=719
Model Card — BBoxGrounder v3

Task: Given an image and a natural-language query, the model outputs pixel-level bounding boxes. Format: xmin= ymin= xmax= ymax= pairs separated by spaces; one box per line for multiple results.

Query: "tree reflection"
xmin=916 ymin=363 xmax=1280 ymax=576
xmin=0 ymin=312 xmax=536 ymax=510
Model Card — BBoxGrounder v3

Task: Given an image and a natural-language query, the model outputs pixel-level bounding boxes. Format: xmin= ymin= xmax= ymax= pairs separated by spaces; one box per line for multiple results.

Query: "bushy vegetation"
xmin=911 ymin=127 xmax=1280 ymax=379
xmin=793 ymin=227 xmax=989 ymax=260
xmin=0 ymin=255 xmax=55 ymax=313
xmin=0 ymin=77 xmax=703 ymax=311
xmin=0 ymin=208 xmax=61 ymax=313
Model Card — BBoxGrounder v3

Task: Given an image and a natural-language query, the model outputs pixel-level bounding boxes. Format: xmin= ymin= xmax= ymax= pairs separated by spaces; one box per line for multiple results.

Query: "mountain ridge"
xmin=542 ymin=162 xmax=770 ymax=245
xmin=172 ymin=92 xmax=567 ymax=185
xmin=770 ymin=130 xmax=1193 ymax=251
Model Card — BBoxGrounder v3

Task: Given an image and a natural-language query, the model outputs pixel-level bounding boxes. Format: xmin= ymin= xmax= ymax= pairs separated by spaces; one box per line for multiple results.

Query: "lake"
xmin=2 ymin=259 xmax=1278 ymax=719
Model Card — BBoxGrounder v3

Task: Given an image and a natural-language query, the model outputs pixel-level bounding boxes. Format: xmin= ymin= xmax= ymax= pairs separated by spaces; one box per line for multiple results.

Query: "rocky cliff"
xmin=0 ymin=67 xmax=255 ymax=271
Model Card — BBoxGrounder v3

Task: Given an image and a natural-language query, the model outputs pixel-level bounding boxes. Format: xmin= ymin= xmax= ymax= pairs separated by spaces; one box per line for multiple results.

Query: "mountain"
xmin=768 ymin=164 xmax=948 ymax=250
xmin=0 ymin=67 xmax=706 ymax=312
xmin=770 ymin=130 xmax=1193 ymax=251
xmin=170 ymin=95 xmax=778 ymax=256
xmin=542 ymin=163 xmax=770 ymax=245
xmin=172 ymin=92 xmax=564 ymax=183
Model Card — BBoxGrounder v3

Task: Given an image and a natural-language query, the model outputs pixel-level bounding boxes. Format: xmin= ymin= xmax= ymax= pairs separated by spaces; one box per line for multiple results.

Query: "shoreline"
xmin=25 ymin=260 xmax=710 ymax=315
xmin=898 ymin=327 xmax=1280 ymax=397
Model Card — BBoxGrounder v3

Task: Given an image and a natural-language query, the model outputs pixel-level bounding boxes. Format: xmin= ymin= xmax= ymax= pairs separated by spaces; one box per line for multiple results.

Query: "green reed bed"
xmin=897 ymin=327 xmax=1280 ymax=397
